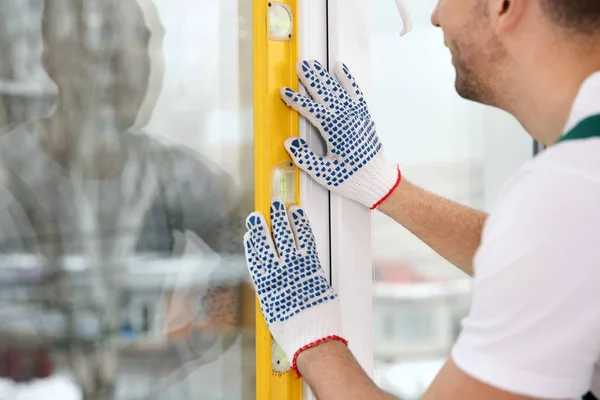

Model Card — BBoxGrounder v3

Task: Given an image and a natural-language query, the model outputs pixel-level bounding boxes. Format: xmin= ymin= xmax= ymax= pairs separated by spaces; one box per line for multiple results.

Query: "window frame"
xmin=297 ymin=2 xmax=329 ymax=399
xmin=327 ymin=0 xmax=376 ymax=379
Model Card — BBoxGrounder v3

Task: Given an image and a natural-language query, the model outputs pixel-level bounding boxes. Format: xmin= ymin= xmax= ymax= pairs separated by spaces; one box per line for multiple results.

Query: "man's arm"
xmin=378 ymin=179 xmax=487 ymax=276
xmin=297 ymin=340 xmax=399 ymax=400
xmin=297 ymin=340 xmax=545 ymax=400
xmin=423 ymin=359 xmax=546 ymax=400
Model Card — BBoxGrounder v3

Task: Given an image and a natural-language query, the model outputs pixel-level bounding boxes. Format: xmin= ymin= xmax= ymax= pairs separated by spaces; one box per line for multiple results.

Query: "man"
xmin=0 ymin=0 xmax=248 ymax=396
xmin=243 ymin=0 xmax=600 ymax=399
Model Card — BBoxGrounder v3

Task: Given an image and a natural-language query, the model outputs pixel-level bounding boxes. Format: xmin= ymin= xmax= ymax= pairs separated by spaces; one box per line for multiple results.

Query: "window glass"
xmin=370 ymin=1 xmax=532 ymax=398
xmin=0 ymin=0 xmax=254 ymax=399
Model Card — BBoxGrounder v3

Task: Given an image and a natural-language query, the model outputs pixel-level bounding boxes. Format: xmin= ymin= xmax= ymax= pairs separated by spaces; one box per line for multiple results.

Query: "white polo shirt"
xmin=452 ymin=71 xmax=600 ymax=400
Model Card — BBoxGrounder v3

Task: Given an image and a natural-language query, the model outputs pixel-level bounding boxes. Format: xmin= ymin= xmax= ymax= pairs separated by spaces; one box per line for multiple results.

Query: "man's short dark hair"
xmin=540 ymin=0 xmax=600 ymax=36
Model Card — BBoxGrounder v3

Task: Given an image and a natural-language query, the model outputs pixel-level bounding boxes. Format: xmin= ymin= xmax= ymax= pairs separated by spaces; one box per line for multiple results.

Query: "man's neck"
xmin=509 ymin=49 xmax=600 ymax=146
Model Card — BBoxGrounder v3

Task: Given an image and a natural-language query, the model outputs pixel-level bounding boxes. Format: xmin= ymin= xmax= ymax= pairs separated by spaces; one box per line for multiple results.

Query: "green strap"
xmin=557 ymin=114 xmax=600 ymax=143
xmin=555 ymin=116 xmax=600 ymax=400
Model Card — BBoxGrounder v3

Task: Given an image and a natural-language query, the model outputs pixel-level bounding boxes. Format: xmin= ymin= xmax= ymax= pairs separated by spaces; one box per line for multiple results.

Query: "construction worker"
xmin=243 ymin=0 xmax=600 ymax=399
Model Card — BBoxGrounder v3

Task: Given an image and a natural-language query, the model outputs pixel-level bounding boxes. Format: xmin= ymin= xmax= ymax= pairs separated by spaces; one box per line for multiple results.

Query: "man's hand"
xmin=283 ymin=60 xmax=487 ymax=276
xmin=280 ymin=60 xmax=401 ymax=210
xmin=243 ymin=200 xmax=347 ymax=375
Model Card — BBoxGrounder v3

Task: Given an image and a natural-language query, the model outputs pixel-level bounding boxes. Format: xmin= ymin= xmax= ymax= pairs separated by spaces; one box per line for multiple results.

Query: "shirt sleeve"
xmin=451 ymin=164 xmax=600 ymax=399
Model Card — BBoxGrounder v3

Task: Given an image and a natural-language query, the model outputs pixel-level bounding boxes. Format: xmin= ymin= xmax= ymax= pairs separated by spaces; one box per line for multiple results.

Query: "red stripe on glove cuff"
xmin=370 ymin=166 xmax=402 ymax=210
xmin=291 ymin=335 xmax=349 ymax=378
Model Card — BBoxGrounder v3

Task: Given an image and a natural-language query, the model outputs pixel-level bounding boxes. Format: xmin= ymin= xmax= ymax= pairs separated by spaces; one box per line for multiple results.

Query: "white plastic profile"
xmin=395 ymin=0 xmax=413 ymax=36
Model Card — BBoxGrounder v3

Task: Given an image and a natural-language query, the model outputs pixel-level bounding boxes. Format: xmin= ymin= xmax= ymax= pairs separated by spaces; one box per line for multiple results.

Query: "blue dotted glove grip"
xmin=281 ymin=60 xmax=401 ymax=209
xmin=244 ymin=201 xmax=344 ymax=365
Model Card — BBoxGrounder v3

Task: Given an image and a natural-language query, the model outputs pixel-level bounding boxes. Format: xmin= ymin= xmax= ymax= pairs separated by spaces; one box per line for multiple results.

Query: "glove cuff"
xmin=270 ymin=299 xmax=346 ymax=377
xmin=291 ymin=335 xmax=348 ymax=378
xmin=369 ymin=163 xmax=401 ymax=210
xmin=341 ymin=151 xmax=401 ymax=209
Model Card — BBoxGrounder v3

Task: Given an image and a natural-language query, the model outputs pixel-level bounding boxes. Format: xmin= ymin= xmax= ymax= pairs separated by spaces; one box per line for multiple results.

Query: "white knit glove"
xmin=243 ymin=200 xmax=347 ymax=376
xmin=280 ymin=60 xmax=401 ymax=210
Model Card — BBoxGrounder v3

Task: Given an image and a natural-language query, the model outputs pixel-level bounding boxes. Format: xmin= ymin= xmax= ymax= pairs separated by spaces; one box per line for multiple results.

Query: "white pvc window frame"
xmin=295 ymin=0 xmax=377 ymax=396
xmin=298 ymin=0 xmax=329 ymax=281
xmin=298 ymin=0 xmax=375 ymax=397
xmin=297 ymin=3 xmax=377 ymax=398
xmin=297 ymin=1 xmax=330 ymax=399
xmin=327 ymin=0 xmax=375 ymax=379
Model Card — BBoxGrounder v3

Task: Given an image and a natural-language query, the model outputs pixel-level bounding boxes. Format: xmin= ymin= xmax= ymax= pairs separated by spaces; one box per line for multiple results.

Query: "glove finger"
xmin=309 ymin=60 xmax=357 ymax=111
xmin=270 ymin=200 xmax=297 ymax=259
xmin=284 ymin=137 xmax=326 ymax=171
xmin=280 ymin=87 xmax=335 ymax=142
xmin=284 ymin=137 xmax=341 ymax=188
xmin=243 ymin=231 xmax=263 ymax=280
xmin=332 ymin=62 xmax=369 ymax=117
xmin=288 ymin=206 xmax=317 ymax=255
xmin=246 ymin=212 xmax=279 ymax=272
xmin=296 ymin=60 xmax=344 ymax=114
xmin=284 ymin=137 xmax=346 ymax=187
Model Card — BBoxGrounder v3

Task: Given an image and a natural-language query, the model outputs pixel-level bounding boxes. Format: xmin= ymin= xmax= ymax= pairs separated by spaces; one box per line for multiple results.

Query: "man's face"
xmin=431 ymin=0 xmax=508 ymax=106
xmin=42 ymin=0 xmax=154 ymax=132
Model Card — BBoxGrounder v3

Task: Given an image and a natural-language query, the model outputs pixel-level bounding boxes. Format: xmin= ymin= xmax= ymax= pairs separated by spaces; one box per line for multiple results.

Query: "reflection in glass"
xmin=0 ymin=0 xmax=254 ymax=399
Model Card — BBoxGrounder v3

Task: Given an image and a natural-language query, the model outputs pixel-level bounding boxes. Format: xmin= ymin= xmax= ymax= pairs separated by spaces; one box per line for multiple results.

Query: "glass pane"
xmin=0 ymin=0 xmax=254 ymax=399
xmin=370 ymin=1 xmax=531 ymax=398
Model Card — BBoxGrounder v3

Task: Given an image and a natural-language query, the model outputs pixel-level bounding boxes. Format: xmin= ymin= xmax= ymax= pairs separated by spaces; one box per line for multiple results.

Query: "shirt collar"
xmin=563 ymin=70 xmax=600 ymax=134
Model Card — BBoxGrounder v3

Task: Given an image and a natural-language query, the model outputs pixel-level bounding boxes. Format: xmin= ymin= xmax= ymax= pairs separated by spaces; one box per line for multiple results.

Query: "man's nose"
xmin=431 ymin=2 xmax=441 ymax=27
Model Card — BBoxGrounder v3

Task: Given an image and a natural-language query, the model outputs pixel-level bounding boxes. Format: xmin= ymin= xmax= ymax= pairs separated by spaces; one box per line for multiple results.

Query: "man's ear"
xmin=494 ymin=0 xmax=527 ymax=35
